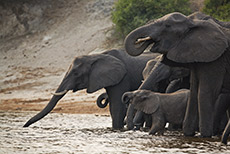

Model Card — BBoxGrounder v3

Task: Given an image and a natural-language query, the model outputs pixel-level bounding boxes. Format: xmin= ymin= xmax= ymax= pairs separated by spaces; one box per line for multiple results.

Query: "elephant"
xmin=96 ymin=92 xmax=109 ymax=108
xmin=188 ymin=12 xmax=230 ymax=29
xmin=23 ymin=49 xmax=158 ymax=129
xmin=140 ymin=55 xmax=190 ymax=93
xmin=125 ymin=55 xmax=190 ymax=130
xmin=123 ymin=89 xmax=189 ymax=135
xmin=124 ymin=12 xmax=230 ymax=137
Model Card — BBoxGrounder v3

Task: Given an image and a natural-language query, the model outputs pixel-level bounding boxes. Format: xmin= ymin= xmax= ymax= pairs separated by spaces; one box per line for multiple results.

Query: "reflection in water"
xmin=0 ymin=111 xmax=229 ymax=153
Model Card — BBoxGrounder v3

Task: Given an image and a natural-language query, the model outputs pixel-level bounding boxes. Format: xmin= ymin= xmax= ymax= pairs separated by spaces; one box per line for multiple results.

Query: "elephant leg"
xmin=213 ymin=93 xmax=230 ymax=135
xmin=108 ymin=96 xmax=127 ymax=129
xmin=183 ymin=70 xmax=199 ymax=136
xmin=221 ymin=119 xmax=230 ymax=144
xmin=144 ymin=114 xmax=152 ymax=128
xmin=168 ymin=123 xmax=182 ymax=131
xmin=106 ymin=82 xmax=130 ymax=129
xmin=219 ymin=114 xmax=228 ymax=134
xmin=126 ymin=104 xmax=135 ymax=130
xmin=149 ymin=114 xmax=166 ymax=135
xmin=197 ymin=65 xmax=224 ymax=137
xmin=133 ymin=111 xmax=145 ymax=130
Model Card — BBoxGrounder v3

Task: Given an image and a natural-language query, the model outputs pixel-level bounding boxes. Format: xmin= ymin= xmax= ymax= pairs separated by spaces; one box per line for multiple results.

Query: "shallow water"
xmin=1 ymin=111 xmax=230 ymax=154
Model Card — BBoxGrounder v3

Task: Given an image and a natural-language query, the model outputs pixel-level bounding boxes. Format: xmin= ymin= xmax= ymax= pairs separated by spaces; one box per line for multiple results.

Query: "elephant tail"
xmin=96 ymin=92 xmax=109 ymax=108
xmin=23 ymin=94 xmax=65 ymax=127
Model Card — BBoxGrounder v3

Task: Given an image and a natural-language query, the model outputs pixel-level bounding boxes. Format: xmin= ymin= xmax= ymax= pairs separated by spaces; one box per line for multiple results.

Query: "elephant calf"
xmin=123 ymin=89 xmax=189 ymax=135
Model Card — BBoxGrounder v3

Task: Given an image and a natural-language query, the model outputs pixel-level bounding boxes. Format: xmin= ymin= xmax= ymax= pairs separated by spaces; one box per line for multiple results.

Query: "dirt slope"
xmin=0 ymin=0 xmax=119 ymax=114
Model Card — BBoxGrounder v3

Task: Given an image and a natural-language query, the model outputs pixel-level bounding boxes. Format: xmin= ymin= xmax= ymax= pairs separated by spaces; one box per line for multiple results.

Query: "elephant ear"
xmin=167 ymin=19 xmax=229 ymax=63
xmin=133 ymin=93 xmax=160 ymax=114
xmin=87 ymin=54 xmax=127 ymax=93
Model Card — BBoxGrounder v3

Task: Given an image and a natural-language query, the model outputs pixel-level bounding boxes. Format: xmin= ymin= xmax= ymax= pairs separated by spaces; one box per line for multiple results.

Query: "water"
xmin=1 ymin=111 xmax=230 ymax=154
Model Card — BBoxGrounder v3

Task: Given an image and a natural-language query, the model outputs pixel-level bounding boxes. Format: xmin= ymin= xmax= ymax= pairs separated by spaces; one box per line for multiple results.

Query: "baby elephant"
xmin=122 ymin=89 xmax=189 ymax=135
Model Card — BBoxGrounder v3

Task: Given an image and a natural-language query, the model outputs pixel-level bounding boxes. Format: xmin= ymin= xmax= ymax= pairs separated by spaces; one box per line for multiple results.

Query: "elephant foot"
xmin=112 ymin=125 xmax=124 ymax=130
xmin=200 ymin=130 xmax=213 ymax=138
xmin=140 ymin=127 xmax=150 ymax=132
xmin=149 ymin=131 xmax=156 ymax=135
xmin=198 ymin=135 xmax=212 ymax=138
xmin=132 ymin=123 xmax=142 ymax=131
xmin=221 ymin=141 xmax=227 ymax=145
xmin=127 ymin=126 xmax=134 ymax=130
xmin=183 ymin=124 xmax=196 ymax=137
xmin=133 ymin=125 xmax=141 ymax=131
xmin=126 ymin=120 xmax=134 ymax=130
xmin=183 ymin=131 xmax=195 ymax=137
xmin=221 ymin=137 xmax=228 ymax=145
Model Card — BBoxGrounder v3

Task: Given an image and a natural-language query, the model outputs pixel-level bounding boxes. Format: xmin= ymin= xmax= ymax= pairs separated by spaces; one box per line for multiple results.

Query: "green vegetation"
xmin=111 ymin=0 xmax=191 ymax=37
xmin=203 ymin=0 xmax=230 ymax=21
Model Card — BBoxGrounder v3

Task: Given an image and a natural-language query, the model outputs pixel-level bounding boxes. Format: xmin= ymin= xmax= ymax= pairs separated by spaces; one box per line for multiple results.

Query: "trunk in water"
xmin=23 ymin=89 xmax=67 ymax=127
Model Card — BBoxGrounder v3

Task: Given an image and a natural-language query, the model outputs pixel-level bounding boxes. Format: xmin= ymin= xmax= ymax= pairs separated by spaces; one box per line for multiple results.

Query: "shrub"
xmin=203 ymin=0 xmax=230 ymax=21
xmin=112 ymin=0 xmax=192 ymax=37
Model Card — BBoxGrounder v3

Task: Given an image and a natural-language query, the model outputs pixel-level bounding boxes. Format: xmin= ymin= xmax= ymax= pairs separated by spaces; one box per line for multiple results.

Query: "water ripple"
xmin=0 ymin=111 xmax=230 ymax=154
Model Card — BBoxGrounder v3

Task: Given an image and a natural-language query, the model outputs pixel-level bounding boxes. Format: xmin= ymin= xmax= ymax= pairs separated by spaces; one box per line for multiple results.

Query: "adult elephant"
xmin=23 ymin=49 xmax=157 ymax=129
xmin=124 ymin=12 xmax=230 ymax=137
xmin=125 ymin=55 xmax=190 ymax=130
xmin=140 ymin=55 xmax=190 ymax=93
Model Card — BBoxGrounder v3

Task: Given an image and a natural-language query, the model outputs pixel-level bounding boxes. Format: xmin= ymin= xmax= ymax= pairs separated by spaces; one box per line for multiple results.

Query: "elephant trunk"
xmin=124 ymin=25 xmax=153 ymax=56
xmin=23 ymin=83 xmax=69 ymax=127
xmin=23 ymin=94 xmax=66 ymax=127
xmin=122 ymin=91 xmax=133 ymax=104
xmin=139 ymin=60 xmax=171 ymax=91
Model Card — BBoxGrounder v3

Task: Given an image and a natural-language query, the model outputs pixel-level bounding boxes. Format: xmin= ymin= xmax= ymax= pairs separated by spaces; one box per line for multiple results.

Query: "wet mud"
xmin=1 ymin=111 xmax=230 ymax=154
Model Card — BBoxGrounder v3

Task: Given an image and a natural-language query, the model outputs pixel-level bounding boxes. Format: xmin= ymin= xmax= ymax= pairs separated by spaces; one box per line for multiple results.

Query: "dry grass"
xmin=189 ymin=0 xmax=205 ymax=12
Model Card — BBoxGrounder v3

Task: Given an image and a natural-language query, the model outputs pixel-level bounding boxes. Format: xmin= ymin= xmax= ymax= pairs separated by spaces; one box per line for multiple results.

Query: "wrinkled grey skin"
xmin=140 ymin=55 xmax=190 ymax=93
xmin=23 ymin=49 xmax=157 ymax=129
xmin=125 ymin=55 xmax=190 ymax=130
xmin=124 ymin=12 xmax=230 ymax=137
xmin=213 ymin=93 xmax=230 ymax=144
xmin=213 ymin=93 xmax=229 ymax=136
xmin=123 ymin=89 xmax=189 ymax=135
xmin=96 ymin=92 xmax=109 ymax=108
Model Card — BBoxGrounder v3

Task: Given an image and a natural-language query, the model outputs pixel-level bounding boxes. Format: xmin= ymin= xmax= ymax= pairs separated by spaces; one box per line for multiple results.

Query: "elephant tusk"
xmin=135 ymin=36 xmax=152 ymax=44
xmin=51 ymin=90 xmax=68 ymax=96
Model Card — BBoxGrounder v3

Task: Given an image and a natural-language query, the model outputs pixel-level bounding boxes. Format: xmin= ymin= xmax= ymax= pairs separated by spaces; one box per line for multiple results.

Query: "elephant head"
xmin=140 ymin=55 xmax=190 ymax=92
xmin=125 ymin=12 xmax=229 ymax=63
xmin=123 ymin=90 xmax=160 ymax=114
xmin=24 ymin=52 xmax=127 ymax=127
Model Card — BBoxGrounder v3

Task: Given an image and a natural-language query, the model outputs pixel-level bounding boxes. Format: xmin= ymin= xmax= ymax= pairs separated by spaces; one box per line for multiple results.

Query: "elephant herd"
xmin=24 ymin=12 xmax=230 ymax=144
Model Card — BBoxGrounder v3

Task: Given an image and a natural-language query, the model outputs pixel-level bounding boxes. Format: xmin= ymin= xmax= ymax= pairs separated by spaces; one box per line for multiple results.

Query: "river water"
xmin=1 ymin=111 xmax=230 ymax=154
